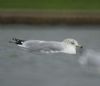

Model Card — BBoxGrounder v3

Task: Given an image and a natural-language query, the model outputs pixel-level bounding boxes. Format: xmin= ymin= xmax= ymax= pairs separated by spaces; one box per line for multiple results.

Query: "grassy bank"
xmin=0 ymin=0 xmax=100 ymax=10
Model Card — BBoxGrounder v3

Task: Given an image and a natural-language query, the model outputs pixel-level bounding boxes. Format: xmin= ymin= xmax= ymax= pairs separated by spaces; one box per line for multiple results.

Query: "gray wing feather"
xmin=24 ymin=41 xmax=63 ymax=51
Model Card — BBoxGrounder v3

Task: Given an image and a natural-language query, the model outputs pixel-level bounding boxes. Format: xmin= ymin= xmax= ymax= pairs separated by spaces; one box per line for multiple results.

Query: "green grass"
xmin=0 ymin=0 xmax=100 ymax=10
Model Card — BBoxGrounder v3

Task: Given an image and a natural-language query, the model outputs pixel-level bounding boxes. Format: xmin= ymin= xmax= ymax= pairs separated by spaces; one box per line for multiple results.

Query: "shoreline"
xmin=0 ymin=11 xmax=100 ymax=24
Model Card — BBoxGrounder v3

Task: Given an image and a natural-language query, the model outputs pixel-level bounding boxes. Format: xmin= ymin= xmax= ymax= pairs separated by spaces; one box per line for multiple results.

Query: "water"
xmin=0 ymin=25 xmax=100 ymax=86
xmin=79 ymin=49 xmax=100 ymax=74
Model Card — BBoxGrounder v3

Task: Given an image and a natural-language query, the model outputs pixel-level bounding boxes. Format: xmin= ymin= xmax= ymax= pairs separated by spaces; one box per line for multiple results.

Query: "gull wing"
xmin=23 ymin=40 xmax=63 ymax=51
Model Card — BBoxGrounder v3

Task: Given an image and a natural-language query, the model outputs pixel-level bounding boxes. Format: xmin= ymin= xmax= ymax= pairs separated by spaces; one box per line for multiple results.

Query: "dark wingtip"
xmin=10 ymin=38 xmax=25 ymax=45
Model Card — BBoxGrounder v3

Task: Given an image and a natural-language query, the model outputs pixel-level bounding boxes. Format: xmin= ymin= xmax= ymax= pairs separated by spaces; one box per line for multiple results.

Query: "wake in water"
xmin=79 ymin=49 xmax=100 ymax=74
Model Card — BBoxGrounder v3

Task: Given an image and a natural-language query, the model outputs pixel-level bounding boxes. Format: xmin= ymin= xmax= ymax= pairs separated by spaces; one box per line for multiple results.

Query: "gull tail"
xmin=9 ymin=38 xmax=25 ymax=45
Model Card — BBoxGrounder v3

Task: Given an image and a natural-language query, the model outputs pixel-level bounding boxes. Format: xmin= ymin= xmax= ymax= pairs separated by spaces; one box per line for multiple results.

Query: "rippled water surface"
xmin=0 ymin=25 xmax=100 ymax=86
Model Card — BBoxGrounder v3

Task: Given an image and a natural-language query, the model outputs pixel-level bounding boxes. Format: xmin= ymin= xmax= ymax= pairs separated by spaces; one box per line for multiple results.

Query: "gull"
xmin=9 ymin=38 xmax=83 ymax=54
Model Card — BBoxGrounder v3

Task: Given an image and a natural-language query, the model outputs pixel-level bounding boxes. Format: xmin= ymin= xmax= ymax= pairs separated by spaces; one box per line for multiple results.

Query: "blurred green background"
xmin=0 ymin=0 xmax=100 ymax=10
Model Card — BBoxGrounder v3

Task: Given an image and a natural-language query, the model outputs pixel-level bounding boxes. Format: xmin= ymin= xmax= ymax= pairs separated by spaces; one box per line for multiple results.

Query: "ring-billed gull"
xmin=9 ymin=38 xmax=83 ymax=54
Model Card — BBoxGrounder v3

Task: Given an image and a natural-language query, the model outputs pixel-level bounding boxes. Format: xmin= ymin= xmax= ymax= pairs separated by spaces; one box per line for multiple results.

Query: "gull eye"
xmin=71 ymin=42 xmax=75 ymax=44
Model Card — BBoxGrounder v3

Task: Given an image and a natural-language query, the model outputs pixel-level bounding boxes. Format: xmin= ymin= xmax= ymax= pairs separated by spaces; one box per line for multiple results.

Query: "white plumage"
xmin=10 ymin=38 xmax=83 ymax=54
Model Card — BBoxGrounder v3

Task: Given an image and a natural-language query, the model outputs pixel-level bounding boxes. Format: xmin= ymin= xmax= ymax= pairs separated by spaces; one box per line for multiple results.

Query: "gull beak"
xmin=76 ymin=44 xmax=83 ymax=48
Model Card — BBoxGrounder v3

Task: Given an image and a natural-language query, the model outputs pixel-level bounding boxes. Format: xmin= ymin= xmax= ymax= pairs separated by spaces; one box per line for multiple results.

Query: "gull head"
xmin=63 ymin=38 xmax=83 ymax=48
xmin=63 ymin=38 xmax=83 ymax=54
